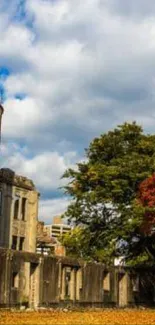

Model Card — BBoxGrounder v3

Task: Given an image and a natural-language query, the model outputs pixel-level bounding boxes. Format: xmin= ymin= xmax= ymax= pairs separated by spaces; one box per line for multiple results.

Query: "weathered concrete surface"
xmin=41 ymin=257 xmax=60 ymax=305
xmin=0 ymin=248 xmax=155 ymax=308
xmin=0 ymin=249 xmax=7 ymax=306
xmin=0 ymin=168 xmax=39 ymax=253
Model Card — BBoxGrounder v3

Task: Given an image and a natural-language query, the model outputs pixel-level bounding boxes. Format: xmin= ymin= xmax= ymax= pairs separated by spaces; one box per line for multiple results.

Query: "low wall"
xmin=0 ymin=248 xmax=155 ymax=308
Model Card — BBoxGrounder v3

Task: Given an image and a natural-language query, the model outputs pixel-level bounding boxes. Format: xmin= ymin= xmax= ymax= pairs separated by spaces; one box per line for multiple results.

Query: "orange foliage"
xmin=138 ymin=174 xmax=155 ymax=208
xmin=138 ymin=174 xmax=155 ymax=234
xmin=0 ymin=309 xmax=155 ymax=325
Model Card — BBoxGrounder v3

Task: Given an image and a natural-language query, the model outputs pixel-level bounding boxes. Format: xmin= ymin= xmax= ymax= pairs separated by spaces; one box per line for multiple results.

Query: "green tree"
xmin=62 ymin=122 xmax=155 ymax=264
xmin=60 ymin=227 xmax=90 ymax=259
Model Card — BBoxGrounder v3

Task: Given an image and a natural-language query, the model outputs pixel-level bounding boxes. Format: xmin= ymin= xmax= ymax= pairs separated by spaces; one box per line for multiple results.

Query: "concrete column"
xmin=57 ymin=262 xmax=62 ymax=301
xmin=29 ymin=263 xmax=40 ymax=309
xmin=27 ymin=191 xmax=38 ymax=253
xmin=22 ymin=262 xmax=30 ymax=304
xmin=4 ymin=252 xmax=10 ymax=306
xmin=18 ymin=196 xmax=22 ymax=220
xmin=60 ymin=267 xmax=66 ymax=300
xmin=0 ymin=185 xmax=6 ymax=246
xmin=112 ymin=269 xmax=118 ymax=305
xmin=9 ymin=187 xmax=15 ymax=249
xmin=1 ymin=185 xmax=13 ymax=248
xmin=118 ymin=273 xmax=128 ymax=307
xmin=58 ymin=262 xmax=62 ymax=289
xmin=76 ymin=268 xmax=82 ymax=301
xmin=70 ymin=268 xmax=76 ymax=301
xmin=34 ymin=264 xmax=40 ymax=308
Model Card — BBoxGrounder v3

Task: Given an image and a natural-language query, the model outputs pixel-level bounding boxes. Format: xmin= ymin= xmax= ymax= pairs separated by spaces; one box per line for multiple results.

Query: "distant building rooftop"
xmin=44 ymin=216 xmax=72 ymax=239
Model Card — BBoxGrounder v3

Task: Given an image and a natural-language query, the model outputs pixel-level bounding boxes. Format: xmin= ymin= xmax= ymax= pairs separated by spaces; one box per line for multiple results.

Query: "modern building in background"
xmin=37 ymin=221 xmax=66 ymax=256
xmin=44 ymin=216 xmax=72 ymax=239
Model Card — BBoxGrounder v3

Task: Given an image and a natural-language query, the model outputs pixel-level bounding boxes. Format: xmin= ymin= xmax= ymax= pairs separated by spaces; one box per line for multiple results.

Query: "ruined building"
xmin=0 ymin=168 xmax=39 ymax=252
xmin=37 ymin=221 xmax=66 ymax=256
xmin=0 ymin=104 xmax=155 ymax=309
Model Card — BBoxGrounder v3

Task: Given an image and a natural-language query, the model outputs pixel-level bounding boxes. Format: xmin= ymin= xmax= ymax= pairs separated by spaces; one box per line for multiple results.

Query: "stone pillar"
xmin=8 ymin=188 xmax=15 ymax=249
xmin=60 ymin=267 xmax=66 ymax=300
xmin=27 ymin=191 xmax=38 ymax=252
xmin=0 ymin=184 xmax=13 ymax=248
xmin=128 ymin=272 xmax=134 ymax=305
xmin=118 ymin=272 xmax=128 ymax=307
xmin=112 ymin=269 xmax=118 ymax=305
xmin=76 ymin=268 xmax=82 ymax=301
xmin=0 ymin=184 xmax=7 ymax=246
xmin=4 ymin=251 xmax=10 ymax=306
xmin=70 ymin=268 xmax=76 ymax=301
xmin=29 ymin=263 xmax=40 ymax=309
xmin=17 ymin=196 xmax=21 ymax=220
xmin=57 ymin=262 xmax=62 ymax=301
xmin=22 ymin=262 xmax=30 ymax=304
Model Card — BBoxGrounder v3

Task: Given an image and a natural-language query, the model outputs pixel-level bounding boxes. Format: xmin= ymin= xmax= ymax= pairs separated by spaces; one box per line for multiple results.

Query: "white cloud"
xmin=2 ymin=0 xmax=155 ymax=144
xmin=2 ymin=0 xmax=155 ymax=222
xmin=104 ymin=0 xmax=155 ymax=18
xmin=3 ymin=97 xmax=43 ymax=138
xmin=1 ymin=142 xmax=78 ymax=190
xmin=39 ymin=197 xmax=70 ymax=224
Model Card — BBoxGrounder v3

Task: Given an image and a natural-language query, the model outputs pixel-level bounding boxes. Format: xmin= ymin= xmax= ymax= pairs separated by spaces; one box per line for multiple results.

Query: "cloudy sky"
xmin=1 ymin=0 xmax=155 ymax=224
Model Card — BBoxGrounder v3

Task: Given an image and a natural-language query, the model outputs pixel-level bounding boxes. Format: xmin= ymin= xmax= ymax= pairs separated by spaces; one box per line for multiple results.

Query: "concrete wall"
xmin=0 ymin=168 xmax=39 ymax=253
xmin=41 ymin=257 xmax=60 ymax=306
xmin=0 ymin=182 xmax=13 ymax=248
xmin=0 ymin=250 xmax=8 ymax=306
xmin=0 ymin=249 xmax=40 ymax=307
xmin=0 ymin=248 xmax=155 ymax=309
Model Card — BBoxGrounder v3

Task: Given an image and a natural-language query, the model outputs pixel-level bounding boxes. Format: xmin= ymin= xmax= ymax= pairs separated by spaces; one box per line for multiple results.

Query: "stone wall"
xmin=0 ymin=168 xmax=39 ymax=253
xmin=0 ymin=248 xmax=155 ymax=308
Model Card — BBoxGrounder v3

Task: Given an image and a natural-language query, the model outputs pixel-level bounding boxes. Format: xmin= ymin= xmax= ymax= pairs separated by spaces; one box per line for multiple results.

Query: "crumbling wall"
xmin=0 ymin=250 xmax=8 ymax=306
xmin=81 ymin=263 xmax=104 ymax=305
xmin=0 ymin=248 xmax=155 ymax=308
xmin=41 ymin=256 xmax=60 ymax=306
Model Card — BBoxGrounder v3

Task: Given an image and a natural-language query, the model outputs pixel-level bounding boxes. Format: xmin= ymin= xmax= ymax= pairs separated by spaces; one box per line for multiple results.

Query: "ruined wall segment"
xmin=0 ymin=248 xmax=155 ymax=308
xmin=0 ymin=168 xmax=39 ymax=253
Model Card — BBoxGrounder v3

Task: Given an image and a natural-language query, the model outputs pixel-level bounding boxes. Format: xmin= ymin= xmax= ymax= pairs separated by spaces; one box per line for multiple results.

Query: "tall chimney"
xmin=0 ymin=104 xmax=4 ymax=145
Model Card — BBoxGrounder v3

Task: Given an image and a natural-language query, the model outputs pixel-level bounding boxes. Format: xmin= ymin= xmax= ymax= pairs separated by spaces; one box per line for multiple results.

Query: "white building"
xmin=44 ymin=216 xmax=72 ymax=239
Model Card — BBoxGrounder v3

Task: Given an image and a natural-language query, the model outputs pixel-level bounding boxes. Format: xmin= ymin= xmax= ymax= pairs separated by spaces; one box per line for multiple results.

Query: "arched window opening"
xmin=14 ymin=196 xmax=20 ymax=219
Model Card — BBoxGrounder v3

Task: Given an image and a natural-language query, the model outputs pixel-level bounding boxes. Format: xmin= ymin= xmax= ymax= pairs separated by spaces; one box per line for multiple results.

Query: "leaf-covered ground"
xmin=0 ymin=309 xmax=155 ymax=325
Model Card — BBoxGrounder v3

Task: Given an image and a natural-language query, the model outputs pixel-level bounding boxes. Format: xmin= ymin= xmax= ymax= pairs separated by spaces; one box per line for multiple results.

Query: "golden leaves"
xmin=0 ymin=309 xmax=155 ymax=325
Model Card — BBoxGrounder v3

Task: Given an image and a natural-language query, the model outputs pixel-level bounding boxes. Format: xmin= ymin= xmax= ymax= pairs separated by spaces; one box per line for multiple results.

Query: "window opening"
xmin=12 ymin=236 xmax=18 ymax=250
xmin=21 ymin=198 xmax=27 ymax=220
xmin=14 ymin=195 xmax=20 ymax=219
xmin=12 ymin=272 xmax=19 ymax=288
xmin=103 ymin=271 xmax=110 ymax=291
xmin=19 ymin=237 xmax=25 ymax=251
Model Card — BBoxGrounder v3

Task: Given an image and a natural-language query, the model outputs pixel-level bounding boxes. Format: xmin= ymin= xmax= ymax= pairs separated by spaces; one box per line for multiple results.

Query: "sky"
xmin=1 ymin=0 xmax=155 ymax=224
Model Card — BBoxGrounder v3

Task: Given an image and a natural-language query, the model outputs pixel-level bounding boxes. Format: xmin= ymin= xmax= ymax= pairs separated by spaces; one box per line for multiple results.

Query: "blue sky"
xmin=1 ymin=0 xmax=155 ymax=223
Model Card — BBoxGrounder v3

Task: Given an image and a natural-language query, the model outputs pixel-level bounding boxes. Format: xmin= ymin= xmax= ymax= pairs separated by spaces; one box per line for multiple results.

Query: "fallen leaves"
xmin=0 ymin=309 xmax=155 ymax=325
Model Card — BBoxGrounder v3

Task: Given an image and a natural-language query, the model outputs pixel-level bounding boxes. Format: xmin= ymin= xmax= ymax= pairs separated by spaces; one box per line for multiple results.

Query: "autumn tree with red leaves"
xmin=138 ymin=175 xmax=155 ymax=235
xmin=63 ymin=122 xmax=155 ymax=265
